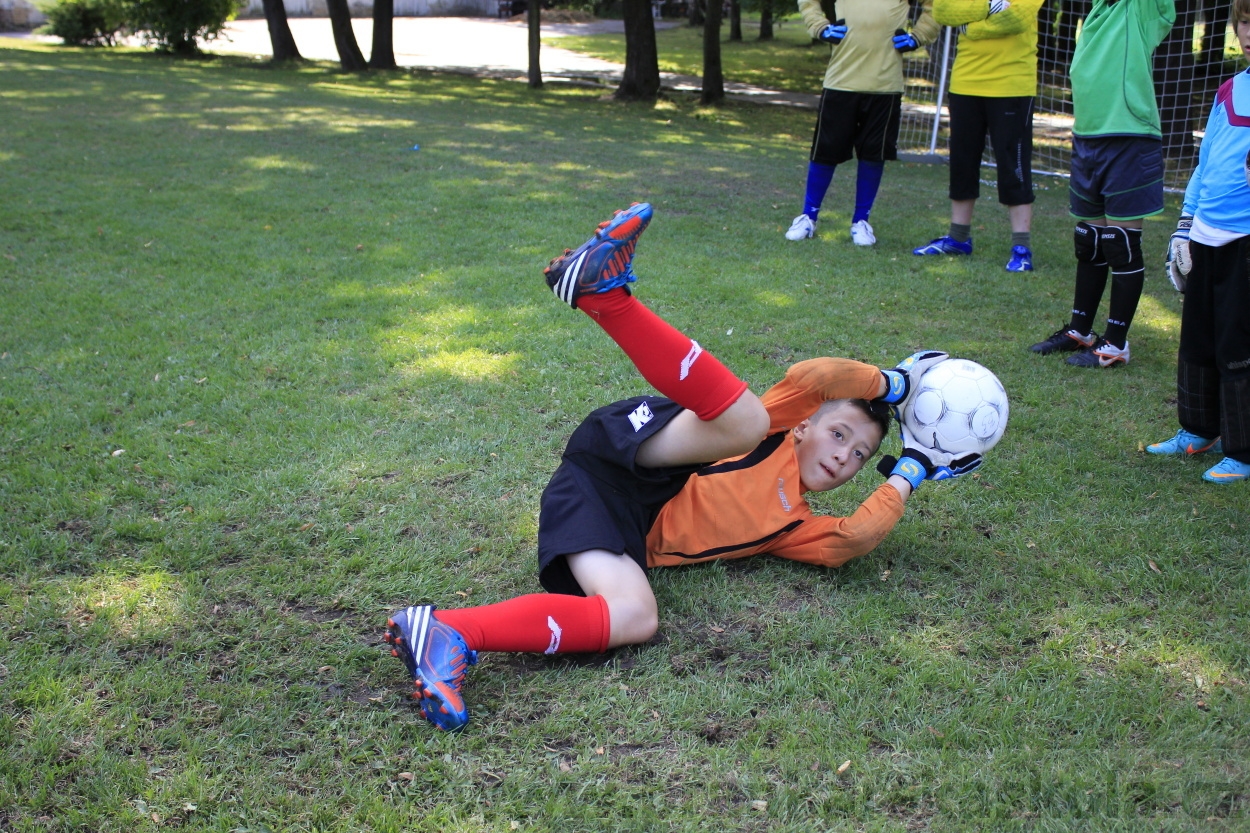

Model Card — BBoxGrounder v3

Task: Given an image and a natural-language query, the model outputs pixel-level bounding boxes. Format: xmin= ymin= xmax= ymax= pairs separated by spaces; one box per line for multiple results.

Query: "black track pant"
xmin=1177 ymin=236 xmax=1250 ymax=463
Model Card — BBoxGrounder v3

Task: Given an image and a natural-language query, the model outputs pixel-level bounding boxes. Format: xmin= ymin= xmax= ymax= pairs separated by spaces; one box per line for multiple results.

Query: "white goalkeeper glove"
xmin=879 ymin=350 xmax=949 ymax=414
xmin=1166 ymin=216 xmax=1193 ymax=293
xmin=878 ymin=423 xmax=983 ymax=491
xmin=987 ymin=0 xmax=1011 ymax=14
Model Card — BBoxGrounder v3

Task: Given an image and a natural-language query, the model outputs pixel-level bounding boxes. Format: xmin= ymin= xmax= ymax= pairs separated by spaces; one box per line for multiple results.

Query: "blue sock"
xmin=803 ymin=161 xmax=836 ymax=221
xmin=852 ymin=160 xmax=885 ymax=224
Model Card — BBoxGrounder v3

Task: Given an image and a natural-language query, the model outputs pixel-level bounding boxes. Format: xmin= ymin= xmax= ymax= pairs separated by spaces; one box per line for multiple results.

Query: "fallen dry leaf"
xmin=837 ymin=760 xmax=851 ymax=774
xmin=397 ymin=772 xmax=414 ymax=781
xmin=928 ymin=726 xmax=945 ymax=738
xmin=751 ymin=800 xmax=768 ymax=812
xmin=1148 ymin=560 xmax=1162 ymax=574
xmin=111 ymin=449 xmax=125 ymax=457
xmin=710 ymin=626 xmax=724 ymax=633
xmin=880 ymin=570 xmax=891 ymax=581
xmin=299 ymin=523 xmax=314 ymax=532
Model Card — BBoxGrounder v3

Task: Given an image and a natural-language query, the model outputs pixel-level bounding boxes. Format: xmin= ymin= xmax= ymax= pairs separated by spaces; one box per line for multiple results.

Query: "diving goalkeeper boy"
xmin=384 ymin=203 xmax=980 ymax=731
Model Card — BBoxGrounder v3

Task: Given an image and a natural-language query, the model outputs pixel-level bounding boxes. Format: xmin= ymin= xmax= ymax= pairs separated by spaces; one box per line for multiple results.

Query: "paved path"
xmin=204 ymin=17 xmax=820 ymax=108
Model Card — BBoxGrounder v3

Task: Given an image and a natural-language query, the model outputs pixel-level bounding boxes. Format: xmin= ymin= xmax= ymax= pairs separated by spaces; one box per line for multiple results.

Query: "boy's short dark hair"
xmin=811 ymin=398 xmax=892 ymax=454
xmin=1235 ymin=0 xmax=1250 ymax=23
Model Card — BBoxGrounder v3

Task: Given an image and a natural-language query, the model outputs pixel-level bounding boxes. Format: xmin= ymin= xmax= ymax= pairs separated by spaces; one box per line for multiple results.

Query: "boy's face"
xmin=792 ymin=402 xmax=884 ymax=493
xmin=1238 ymin=19 xmax=1250 ymax=62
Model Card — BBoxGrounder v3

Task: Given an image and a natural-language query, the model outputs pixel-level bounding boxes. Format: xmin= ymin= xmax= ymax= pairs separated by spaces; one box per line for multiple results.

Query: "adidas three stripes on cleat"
xmin=544 ymin=202 xmax=653 ymax=309
xmin=385 ymin=605 xmax=478 ymax=731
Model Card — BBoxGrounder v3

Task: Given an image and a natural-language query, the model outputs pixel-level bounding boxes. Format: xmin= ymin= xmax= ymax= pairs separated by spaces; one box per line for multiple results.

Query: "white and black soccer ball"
xmin=901 ymin=358 xmax=1009 ymax=456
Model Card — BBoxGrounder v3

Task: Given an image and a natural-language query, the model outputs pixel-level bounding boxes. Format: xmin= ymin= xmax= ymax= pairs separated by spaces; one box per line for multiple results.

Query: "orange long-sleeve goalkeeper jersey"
xmin=646 ymin=358 xmax=906 ymax=570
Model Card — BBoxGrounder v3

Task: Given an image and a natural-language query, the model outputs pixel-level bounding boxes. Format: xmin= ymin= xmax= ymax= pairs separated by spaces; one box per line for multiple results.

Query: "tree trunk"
xmin=728 ymin=0 xmax=740 ymax=42
xmin=261 ymin=0 xmax=301 ymax=61
xmin=369 ymin=0 xmax=396 ymax=69
xmin=688 ymin=0 xmax=704 ymax=28
xmin=1153 ymin=0 xmax=1198 ymax=161
xmin=758 ymin=0 xmax=773 ymax=41
xmin=1197 ymin=0 xmax=1228 ymax=83
xmin=326 ymin=0 xmax=367 ymax=71
xmin=1036 ymin=0 xmax=1057 ymax=70
xmin=617 ymin=0 xmax=660 ymax=100
xmin=701 ymin=0 xmax=723 ymax=104
xmin=528 ymin=0 xmax=542 ymax=88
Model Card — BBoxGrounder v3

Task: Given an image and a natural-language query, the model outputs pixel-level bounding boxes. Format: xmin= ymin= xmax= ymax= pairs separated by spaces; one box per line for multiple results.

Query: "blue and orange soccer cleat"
xmin=1147 ymin=429 xmax=1222 ymax=456
xmin=385 ymin=605 xmax=478 ymax=732
xmin=913 ymin=235 xmax=973 ymax=257
xmin=1203 ymin=457 xmax=1250 ymax=484
xmin=544 ymin=202 xmax=653 ymax=309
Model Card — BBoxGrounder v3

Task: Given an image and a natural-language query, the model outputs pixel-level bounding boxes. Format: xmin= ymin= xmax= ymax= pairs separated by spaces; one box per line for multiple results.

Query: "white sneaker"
xmin=850 ymin=220 xmax=876 ymax=246
xmin=785 ymin=214 xmax=815 ymax=241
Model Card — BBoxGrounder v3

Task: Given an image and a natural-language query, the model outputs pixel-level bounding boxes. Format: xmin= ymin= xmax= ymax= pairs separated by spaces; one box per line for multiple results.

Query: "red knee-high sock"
xmin=578 ymin=288 xmax=747 ymax=421
xmin=433 ymin=593 xmax=610 ymax=654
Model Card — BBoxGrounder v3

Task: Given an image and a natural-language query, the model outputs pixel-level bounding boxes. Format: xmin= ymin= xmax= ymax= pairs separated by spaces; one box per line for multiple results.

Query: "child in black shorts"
xmin=384 ymin=203 xmax=981 ymax=731
xmin=1029 ymin=0 xmax=1176 ymax=368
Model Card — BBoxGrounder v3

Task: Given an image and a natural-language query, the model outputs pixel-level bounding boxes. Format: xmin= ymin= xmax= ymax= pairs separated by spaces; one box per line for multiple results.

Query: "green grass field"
xmin=1 ymin=39 xmax=1247 ymax=831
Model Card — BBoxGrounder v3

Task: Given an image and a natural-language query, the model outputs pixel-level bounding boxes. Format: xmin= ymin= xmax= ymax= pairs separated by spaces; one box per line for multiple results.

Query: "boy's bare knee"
xmin=722 ymin=392 xmax=770 ymax=453
xmin=612 ymin=596 xmax=658 ymax=645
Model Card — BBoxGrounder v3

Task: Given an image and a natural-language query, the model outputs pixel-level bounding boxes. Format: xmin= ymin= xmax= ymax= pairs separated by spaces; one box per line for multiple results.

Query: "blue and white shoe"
xmin=1202 ymin=457 xmax=1250 ymax=484
xmin=385 ymin=605 xmax=478 ymax=731
xmin=913 ymin=235 xmax=973 ymax=256
xmin=544 ymin=202 xmax=653 ymax=309
xmin=1147 ymin=429 xmax=1222 ymax=456
xmin=1006 ymin=245 xmax=1033 ymax=272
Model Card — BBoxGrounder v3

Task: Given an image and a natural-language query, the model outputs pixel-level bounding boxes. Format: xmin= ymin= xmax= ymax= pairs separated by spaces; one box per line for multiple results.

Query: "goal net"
xmin=895 ymin=1 xmax=1248 ymax=192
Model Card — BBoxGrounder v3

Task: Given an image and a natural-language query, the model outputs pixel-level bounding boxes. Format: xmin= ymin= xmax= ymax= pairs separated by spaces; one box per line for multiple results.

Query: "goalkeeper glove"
xmin=1166 ymin=216 xmax=1192 ymax=293
xmin=819 ymin=20 xmax=848 ymax=44
xmin=987 ymin=0 xmax=1011 ymax=14
xmin=878 ymin=350 xmax=949 ymax=412
xmin=877 ymin=423 xmax=983 ymax=490
xmin=892 ymin=29 xmax=920 ymax=52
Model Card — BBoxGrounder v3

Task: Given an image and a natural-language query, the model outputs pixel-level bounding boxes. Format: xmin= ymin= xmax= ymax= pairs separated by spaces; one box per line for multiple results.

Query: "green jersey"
xmin=1069 ymin=0 xmax=1176 ymax=138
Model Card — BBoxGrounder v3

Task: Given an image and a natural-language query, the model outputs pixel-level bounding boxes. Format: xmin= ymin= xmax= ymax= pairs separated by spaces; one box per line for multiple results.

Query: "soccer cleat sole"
xmin=384 ymin=607 xmax=475 ymax=732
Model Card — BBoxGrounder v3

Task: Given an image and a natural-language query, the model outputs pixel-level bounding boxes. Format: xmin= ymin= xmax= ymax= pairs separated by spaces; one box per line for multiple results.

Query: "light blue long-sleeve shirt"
xmin=1183 ymin=68 xmax=1250 ymax=237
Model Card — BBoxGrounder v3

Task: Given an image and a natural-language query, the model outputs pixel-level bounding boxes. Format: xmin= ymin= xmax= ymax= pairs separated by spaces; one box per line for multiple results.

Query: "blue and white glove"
xmin=892 ymin=29 xmax=919 ymax=52
xmin=819 ymin=19 xmax=848 ymax=44
xmin=987 ymin=0 xmax=1011 ymax=14
xmin=878 ymin=350 xmax=949 ymax=413
xmin=1166 ymin=215 xmax=1192 ymax=293
xmin=877 ymin=423 xmax=983 ymax=490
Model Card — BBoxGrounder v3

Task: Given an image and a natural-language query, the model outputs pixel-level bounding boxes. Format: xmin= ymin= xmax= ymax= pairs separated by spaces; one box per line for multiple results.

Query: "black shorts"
xmin=536 ymin=396 xmax=704 ymax=596
xmin=810 ymin=89 xmax=903 ymax=166
xmin=1068 ymin=135 xmax=1165 ymax=222
xmin=947 ymin=93 xmax=1035 ymax=205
